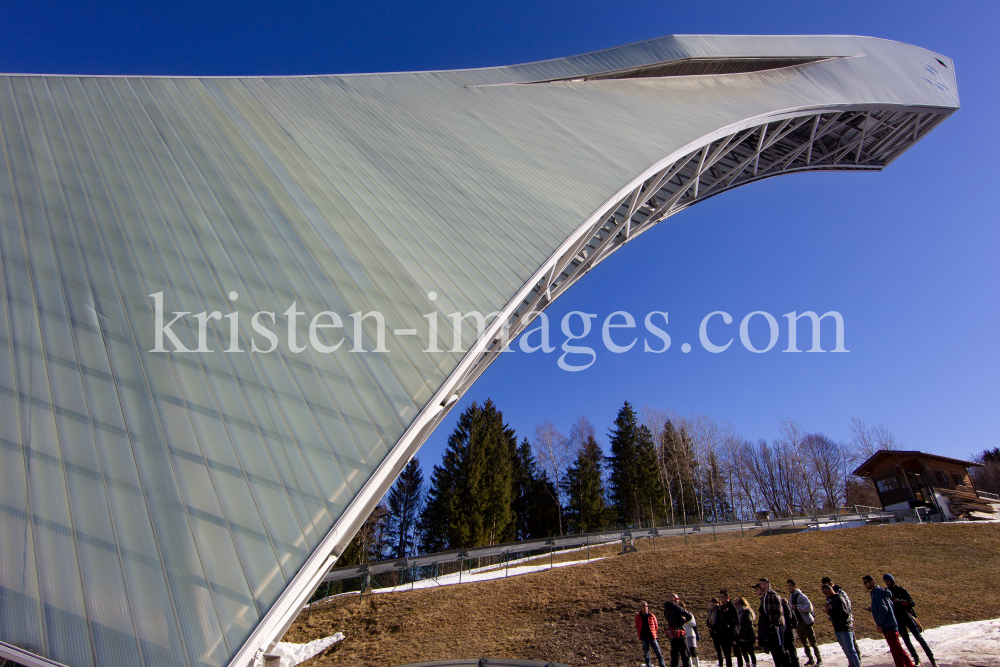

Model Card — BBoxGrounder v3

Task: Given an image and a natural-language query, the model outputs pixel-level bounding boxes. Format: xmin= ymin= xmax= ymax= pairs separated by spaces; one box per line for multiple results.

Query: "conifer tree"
xmin=511 ymin=437 xmax=560 ymax=540
xmin=477 ymin=400 xmax=517 ymax=545
xmin=608 ymin=401 xmax=642 ymax=526
xmin=418 ymin=400 xmax=516 ymax=551
xmin=563 ymin=434 xmax=607 ymax=533
xmin=512 ymin=437 xmax=538 ymax=541
xmin=635 ymin=423 xmax=662 ymax=526
xmin=387 ymin=458 xmax=423 ymax=558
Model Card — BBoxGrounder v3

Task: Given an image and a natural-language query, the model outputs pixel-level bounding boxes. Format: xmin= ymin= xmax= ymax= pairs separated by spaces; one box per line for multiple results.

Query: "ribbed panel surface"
xmin=0 ymin=34 xmax=957 ymax=667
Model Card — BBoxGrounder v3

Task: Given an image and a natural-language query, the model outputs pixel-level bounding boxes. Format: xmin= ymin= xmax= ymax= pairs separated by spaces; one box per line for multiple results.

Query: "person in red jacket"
xmin=637 ymin=601 xmax=668 ymax=667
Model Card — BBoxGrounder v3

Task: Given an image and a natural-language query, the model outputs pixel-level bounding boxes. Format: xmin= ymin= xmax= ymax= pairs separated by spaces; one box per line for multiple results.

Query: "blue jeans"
xmin=642 ymin=636 xmax=666 ymax=667
xmin=836 ymin=631 xmax=861 ymax=667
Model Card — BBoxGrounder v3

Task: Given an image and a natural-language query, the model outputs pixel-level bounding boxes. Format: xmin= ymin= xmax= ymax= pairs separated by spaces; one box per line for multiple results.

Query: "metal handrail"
xmin=319 ymin=510 xmax=901 ymax=585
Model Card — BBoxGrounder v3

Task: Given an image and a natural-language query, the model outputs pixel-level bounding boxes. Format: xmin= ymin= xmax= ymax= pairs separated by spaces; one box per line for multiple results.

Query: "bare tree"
xmin=533 ymin=420 xmax=572 ymax=536
xmin=849 ymin=417 xmax=900 ymax=463
xmin=688 ymin=413 xmax=726 ymax=522
xmin=719 ymin=424 xmax=749 ymax=519
xmin=734 ymin=438 xmax=762 ymax=518
xmin=567 ymin=415 xmax=597 ymax=453
xmin=802 ymin=434 xmax=846 ymax=511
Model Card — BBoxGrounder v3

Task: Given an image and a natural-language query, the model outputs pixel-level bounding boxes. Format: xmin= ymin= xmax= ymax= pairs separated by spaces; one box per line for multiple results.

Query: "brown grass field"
xmin=283 ymin=522 xmax=1000 ymax=667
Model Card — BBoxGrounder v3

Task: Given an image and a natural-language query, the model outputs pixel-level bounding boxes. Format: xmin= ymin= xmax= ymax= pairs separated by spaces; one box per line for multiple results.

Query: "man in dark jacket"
xmin=822 ymin=577 xmax=861 ymax=666
xmin=883 ymin=574 xmax=936 ymax=667
xmin=754 ymin=578 xmax=790 ymax=667
xmin=780 ymin=595 xmax=801 ymax=667
xmin=822 ymin=583 xmax=860 ymax=667
xmin=637 ymin=601 xmax=668 ymax=667
xmin=716 ymin=590 xmax=740 ymax=667
xmin=863 ymin=575 xmax=914 ymax=667
xmin=664 ymin=593 xmax=694 ymax=667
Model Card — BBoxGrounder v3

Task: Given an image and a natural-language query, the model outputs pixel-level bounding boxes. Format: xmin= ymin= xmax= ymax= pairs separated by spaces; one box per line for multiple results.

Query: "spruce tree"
xmin=511 ymin=437 xmax=538 ymax=541
xmin=608 ymin=401 xmax=641 ymax=526
xmin=563 ymin=434 xmax=607 ymax=533
xmin=635 ymin=423 xmax=662 ymax=526
xmin=530 ymin=471 xmax=561 ymax=538
xmin=476 ymin=400 xmax=516 ymax=545
xmin=417 ymin=400 xmax=516 ymax=551
xmin=387 ymin=458 xmax=423 ymax=558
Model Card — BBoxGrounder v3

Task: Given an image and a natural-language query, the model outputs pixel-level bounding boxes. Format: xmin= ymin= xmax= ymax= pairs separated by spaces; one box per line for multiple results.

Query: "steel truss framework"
xmin=290 ymin=106 xmax=952 ymax=663
xmin=447 ymin=105 xmax=949 ymax=402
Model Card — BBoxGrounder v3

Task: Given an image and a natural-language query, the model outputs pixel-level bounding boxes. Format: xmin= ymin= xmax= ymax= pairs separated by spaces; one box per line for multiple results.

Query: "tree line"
xmin=337 ymin=399 xmax=993 ymax=567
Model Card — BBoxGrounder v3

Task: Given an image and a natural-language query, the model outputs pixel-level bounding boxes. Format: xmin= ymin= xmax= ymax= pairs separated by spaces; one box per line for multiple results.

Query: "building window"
xmin=936 ymin=470 xmax=949 ymax=485
xmin=953 ymin=472 xmax=965 ymax=486
xmin=876 ymin=476 xmax=898 ymax=493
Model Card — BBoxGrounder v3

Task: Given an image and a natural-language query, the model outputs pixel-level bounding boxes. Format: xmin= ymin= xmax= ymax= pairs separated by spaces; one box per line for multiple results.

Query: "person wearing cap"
xmin=862 ymin=574 xmax=914 ymax=667
xmin=821 ymin=583 xmax=860 ymax=667
xmin=821 ymin=577 xmax=861 ymax=665
xmin=883 ymin=574 xmax=936 ymax=667
xmin=787 ymin=579 xmax=821 ymax=665
xmin=664 ymin=593 xmax=694 ymax=667
xmin=754 ymin=578 xmax=790 ymax=667
xmin=636 ymin=601 xmax=668 ymax=667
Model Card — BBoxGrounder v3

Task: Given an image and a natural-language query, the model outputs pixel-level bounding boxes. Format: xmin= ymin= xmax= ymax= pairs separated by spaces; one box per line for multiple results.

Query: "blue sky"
xmin=3 ymin=0 xmax=997 ymax=465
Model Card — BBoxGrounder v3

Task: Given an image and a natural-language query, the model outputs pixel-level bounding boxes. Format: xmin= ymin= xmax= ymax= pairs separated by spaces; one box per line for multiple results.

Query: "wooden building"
xmin=853 ymin=450 xmax=997 ymax=520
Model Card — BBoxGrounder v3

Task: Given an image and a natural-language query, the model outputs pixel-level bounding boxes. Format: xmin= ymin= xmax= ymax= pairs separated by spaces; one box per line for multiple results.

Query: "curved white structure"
xmin=0 ymin=35 xmax=958 ymax=667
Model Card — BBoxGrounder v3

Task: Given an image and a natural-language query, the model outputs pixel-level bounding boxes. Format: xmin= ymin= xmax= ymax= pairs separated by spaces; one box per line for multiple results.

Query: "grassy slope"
xmin=285 ymin=522 xmax=1000 ymax=667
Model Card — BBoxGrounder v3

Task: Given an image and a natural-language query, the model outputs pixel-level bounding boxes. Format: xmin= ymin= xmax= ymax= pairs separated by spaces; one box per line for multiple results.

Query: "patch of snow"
xmin=307 ymin=556 xmax=609 ymax=606
xmin=754 ymin=618 xmax=1000 ymax=666
xmin=810 ymin=520 xmax=867 ymax=531
xmin=372 ymin=556 xmax=609 ymax=594
xmin=268 ymin=632 xmax=344 ymax=666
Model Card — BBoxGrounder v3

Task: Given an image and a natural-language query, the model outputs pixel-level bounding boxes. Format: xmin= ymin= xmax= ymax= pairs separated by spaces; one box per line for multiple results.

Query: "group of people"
xmin=634 ymin=574 xmax=936 ymax=667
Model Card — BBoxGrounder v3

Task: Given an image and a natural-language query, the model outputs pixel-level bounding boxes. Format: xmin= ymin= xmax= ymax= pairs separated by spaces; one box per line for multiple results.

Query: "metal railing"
xmin=315 ymin=509 xmax=907 ymax=596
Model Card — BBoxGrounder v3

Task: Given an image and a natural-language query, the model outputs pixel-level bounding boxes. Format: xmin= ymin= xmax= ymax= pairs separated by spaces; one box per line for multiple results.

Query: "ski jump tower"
xmin=0 ymin=35 xmax=958 ymax=667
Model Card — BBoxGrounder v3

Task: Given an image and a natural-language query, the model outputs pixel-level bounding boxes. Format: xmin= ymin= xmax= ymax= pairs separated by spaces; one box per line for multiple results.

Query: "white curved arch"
xmin=233 ymin=100 xmax=952 ymax=666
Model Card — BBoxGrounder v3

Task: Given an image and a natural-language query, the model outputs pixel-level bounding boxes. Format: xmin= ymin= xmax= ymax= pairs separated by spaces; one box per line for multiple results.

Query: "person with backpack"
xmin=754 ymin=578 xmax=790 ymax=667
xmin=862 ymin=575 xmax=914 ymax=667
xmin=636 ymin=601 xmax=668 ymax=667
xmin=780 ymin=592 xmax=801 ymax=667
xmin=883 ymin=574 xmax=936 ymax=667
xmin=664 ymin=593 xmax=695 ymax=667
xmin=821 ymin=583 xmax=861 ymax=667
xmin=821 ymin=577 xmax=862 ymax=666
xmin=787 ymin=579 xmax=821 ymax=665
xmin=734 ymin=597 xmax=757 ymax=667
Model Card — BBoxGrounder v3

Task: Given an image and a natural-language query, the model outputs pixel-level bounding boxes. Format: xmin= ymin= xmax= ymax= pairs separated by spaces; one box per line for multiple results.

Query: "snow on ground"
xmin=306 ymin=555 xmax=608 ymax=606
xmin=369 ymin=556 xmax=609 ymax=594
xmin=273 ymin=619 xmax=1000 ymax=667
xmin=751 ymin=618 xmax=1000 ymax=667
xmin=268 ymin=632 xmax=344 ymax=666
